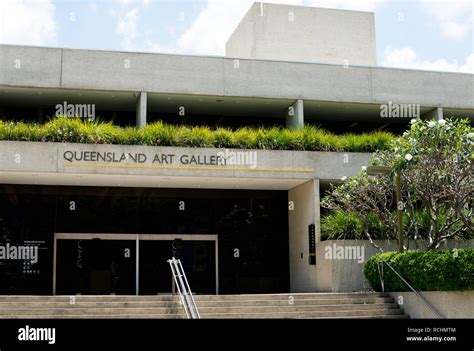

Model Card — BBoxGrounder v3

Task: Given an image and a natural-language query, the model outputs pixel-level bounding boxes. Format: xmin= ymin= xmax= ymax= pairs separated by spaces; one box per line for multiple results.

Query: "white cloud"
xmin=116 ymin=8 xmax=140 ymax=50
xmin=177 ymin=0 xmax=255 ymax=55
xmin=441 ymin=21 xmax=468 ymax=40
xmin=382 ymin=46 xmax=474 ymax=73
xmin=177 ymin=0 xmax=381 ymax=56
xmin=88 ymin=3 xmax=99 ymax=14
xmin=0 ymin=0 xmax=56 ymax=46
xmin=421 ymin=0 xmax=473 ymax=41
xmin=459 ymin=53 xmax=474 ymax=73
xmin=306 ymin=0 xmax=380 ymax=12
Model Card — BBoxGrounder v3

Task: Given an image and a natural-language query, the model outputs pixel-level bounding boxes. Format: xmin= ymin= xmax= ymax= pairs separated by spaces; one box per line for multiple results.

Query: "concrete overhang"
xmin=0 ymin=172 xmax=306 ymax=191
xmin=0 ymin=45 xmax=472 ymax=117
xmin=0 ymin=141 xmax=371 ymax=190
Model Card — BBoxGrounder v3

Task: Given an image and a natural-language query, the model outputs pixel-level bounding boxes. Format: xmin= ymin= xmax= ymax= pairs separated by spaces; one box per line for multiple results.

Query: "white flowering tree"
xmin=376 ymin=118 xmax=473 ymax=249
xmin=323 ymin=118 xmax=473 ymax=250
xmin=321 ymin=170 xmax=398 ymax=251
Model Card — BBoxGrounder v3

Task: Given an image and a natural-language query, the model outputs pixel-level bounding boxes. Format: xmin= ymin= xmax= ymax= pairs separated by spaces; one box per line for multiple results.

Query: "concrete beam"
xmin=423 ymin=106 xmax=444 ymax=120
xmin=1 ymin=45 xmax=473 ymax=110
xmin=136 ymin=92 xmax=147 ymax=128
xmin=286 ymin=99 xmax=304 ymax=130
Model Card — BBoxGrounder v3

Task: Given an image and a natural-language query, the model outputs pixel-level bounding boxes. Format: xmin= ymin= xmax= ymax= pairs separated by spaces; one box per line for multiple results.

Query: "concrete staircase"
xmin=0 ymin=293 xmax=408 ymax=319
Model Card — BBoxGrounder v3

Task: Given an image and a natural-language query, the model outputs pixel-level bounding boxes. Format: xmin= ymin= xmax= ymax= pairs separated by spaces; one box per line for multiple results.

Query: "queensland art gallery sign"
xmin=62 ymin=148 xmax=258 ymax=168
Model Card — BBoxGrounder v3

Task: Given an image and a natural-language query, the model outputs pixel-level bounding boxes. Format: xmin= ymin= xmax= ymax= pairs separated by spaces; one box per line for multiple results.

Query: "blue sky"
xmin=0 ymin=0 xmax=472 ymax=72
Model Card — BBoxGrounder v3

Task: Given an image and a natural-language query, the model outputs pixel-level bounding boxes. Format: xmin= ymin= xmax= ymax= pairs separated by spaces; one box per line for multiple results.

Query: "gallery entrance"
xmin=53 ymin=233 xmax=218 ymax=295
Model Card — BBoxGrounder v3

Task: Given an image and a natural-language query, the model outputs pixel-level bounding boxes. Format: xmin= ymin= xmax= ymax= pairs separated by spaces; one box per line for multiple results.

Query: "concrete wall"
xmin=316 ymin=240 xmax=474 ymax=293
xmin=288 ymin=180 xmax=319 ymax=292
xmin=388 ymin=291 xmax=474 ymax=318
xmin=0 ymin=45 xmax=62 ymax=87
xmin=1 ymin=45 xmax=472 ymax=110
xmin=226 ymin=3 xmax=377 ymax=66
xmin=0 ymin=141 xmax=371 ymax=183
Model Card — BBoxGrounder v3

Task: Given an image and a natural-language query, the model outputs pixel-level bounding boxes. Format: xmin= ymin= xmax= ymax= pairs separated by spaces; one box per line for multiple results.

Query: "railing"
xmin=376 ymin=259 xmax=444 ymax=319
xmin=167 ymin=257 xmax=200 ymax=319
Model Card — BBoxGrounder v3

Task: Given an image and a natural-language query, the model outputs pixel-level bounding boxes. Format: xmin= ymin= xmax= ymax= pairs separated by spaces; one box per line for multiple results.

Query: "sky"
xmin=0 ymin=0 xmax=472 ymax=73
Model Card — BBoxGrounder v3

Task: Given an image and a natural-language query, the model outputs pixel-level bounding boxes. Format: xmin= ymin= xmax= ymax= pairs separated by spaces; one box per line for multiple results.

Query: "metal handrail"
xmin=376 ymin=259 xmax=444 ymax=319
xmin=168 ymin=258 xmax=189 ymax=318
xmin=168 ymin=257 xmax=200 ymax=319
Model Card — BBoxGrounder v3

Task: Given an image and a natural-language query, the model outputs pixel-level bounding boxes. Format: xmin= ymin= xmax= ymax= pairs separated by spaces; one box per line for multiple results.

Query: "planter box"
xmin=315 ymin=239 xmax=474 ymax=293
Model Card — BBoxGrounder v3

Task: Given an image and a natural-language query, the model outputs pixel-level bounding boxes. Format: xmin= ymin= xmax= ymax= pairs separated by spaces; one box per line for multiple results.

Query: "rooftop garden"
xmin=0 ymin=117 xmax=395 ymax=152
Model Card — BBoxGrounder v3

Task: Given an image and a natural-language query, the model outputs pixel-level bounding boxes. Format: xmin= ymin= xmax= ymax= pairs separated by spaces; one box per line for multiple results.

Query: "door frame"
xmin=53 ymin=233 xmax=219 ymax=295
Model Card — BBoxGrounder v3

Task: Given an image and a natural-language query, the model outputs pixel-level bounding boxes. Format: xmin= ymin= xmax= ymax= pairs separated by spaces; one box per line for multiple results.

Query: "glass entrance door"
xmin=139 ymin=239 xmax=216 ymax=295
xmin=54 ymin=233 xmax=218 ymax=295
xmin=55 ymin=234 xmax=136 ymax=295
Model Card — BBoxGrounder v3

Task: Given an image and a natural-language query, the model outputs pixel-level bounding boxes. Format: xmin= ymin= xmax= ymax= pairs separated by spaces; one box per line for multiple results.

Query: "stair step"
xmin=197 ymin=304 xmax=400 ymax=313
xmin=0 ymin=301 xmax=182 ymax=308
xmin=0 ymin=293 xmax=407 ymax=319
xmin=195 ymin=297 xmax=394 ymax=306
xmin=0 ymin=314 xmax=185 ymax=319
xmin=193 ymin=293 xmax=388 ymax=301
xmin=0 ymin=297 xmax=393 ymax=308
xmin=0 ymin=295 xmax=180 ymax=302
xmin=0 ymin=304 xmax=399 ymax=315
xmin=203 ymin=309 xmax=405 ymax=318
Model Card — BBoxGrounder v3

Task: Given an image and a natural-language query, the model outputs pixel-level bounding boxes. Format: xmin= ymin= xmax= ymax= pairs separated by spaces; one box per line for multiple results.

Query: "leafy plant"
xmin=322 ymin=118 xmax=473 ymax=250
xmin=364 ymin=249 xmax=474 ymax=291
xmin=320 ymin=211 xmax=386 ymax=240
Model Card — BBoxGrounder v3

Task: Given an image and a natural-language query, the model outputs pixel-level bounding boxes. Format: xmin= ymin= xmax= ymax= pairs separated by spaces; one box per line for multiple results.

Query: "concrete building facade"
xmin=0 ymin=3 xmax=472 ymax=295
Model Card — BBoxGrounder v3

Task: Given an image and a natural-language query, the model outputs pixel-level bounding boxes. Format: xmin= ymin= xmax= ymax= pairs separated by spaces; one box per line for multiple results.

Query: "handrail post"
xmin=167 ymin=257 xmax=200 ymax=319
xmin=177 ymin=259 xmax=201 ymax=319
xmin=376 ymin=260 xmax=385 ymax=293
xmin=168 ymin=258 xmax=189 ymax=318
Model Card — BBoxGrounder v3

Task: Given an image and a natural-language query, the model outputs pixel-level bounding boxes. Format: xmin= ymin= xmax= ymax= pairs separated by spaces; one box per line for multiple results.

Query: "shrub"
xmin=320 ymin=209 xmax=449 ymax=241
xmin=364 ymin=249 xmax=474 ymax=291
xmin=320 ymin=211 xmax=387 ymax=240
xmin=0 ymin=117 xmax=396 ymax=152
xmin=212 ymin=128 xmax=236 ymax=148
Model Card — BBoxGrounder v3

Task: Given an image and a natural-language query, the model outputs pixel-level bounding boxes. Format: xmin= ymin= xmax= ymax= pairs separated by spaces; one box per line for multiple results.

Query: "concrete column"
xmin=424 ymin=106 xmax=443 ymax=120
xmin=286 ymin=99 xmax=304 ymax=130
xmin=136 ymin=92 xmax=147 ymax=128
xmin=314 ymin=179 xmax=321 ymax=243
xmin=288 ymin=179 xmax=320 ymax=292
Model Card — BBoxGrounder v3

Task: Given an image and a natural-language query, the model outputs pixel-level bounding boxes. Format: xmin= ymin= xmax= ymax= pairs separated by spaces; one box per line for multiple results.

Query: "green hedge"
xmin=0 ymin=117 xmax=395 ymax=152
xmin=364 ymin=249 xmax=474 ymax=291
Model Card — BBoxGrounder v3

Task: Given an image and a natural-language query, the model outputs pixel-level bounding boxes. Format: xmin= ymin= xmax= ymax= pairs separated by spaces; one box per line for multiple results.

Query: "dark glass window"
xmin=0 ymin=184 xmax=289 ymax=294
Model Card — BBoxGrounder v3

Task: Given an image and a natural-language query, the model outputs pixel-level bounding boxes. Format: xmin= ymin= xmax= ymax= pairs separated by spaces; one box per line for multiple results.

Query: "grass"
xmin=320 ymin=211 xmax=388 ymax=240
xmin=0 ymin=117 xmax=395 ymax=152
